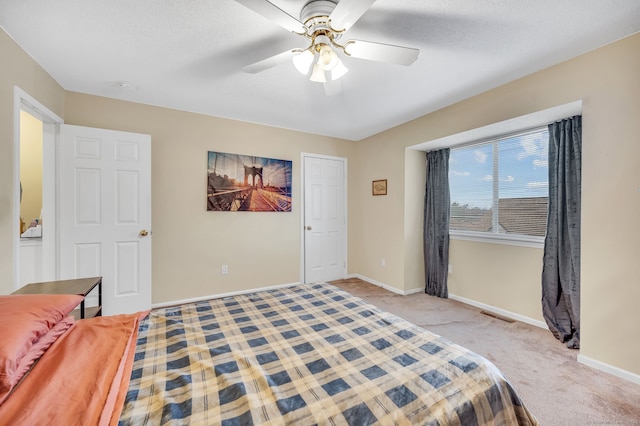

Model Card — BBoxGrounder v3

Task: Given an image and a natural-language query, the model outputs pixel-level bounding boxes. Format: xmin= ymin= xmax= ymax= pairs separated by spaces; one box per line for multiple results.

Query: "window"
xmin=448 ymin=127 xmax=549 ymax=245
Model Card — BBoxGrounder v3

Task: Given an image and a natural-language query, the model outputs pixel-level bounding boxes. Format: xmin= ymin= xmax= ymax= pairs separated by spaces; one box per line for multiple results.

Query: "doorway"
xmin=301 ymin=153 xmax=347 ymax=283
xmin=19 ymin=110 xmax=44 ymax=285
xmin=13 ymin=87 xmax=63 ymax=289
xmin=13 ymin=89 xmax=153 ymax=314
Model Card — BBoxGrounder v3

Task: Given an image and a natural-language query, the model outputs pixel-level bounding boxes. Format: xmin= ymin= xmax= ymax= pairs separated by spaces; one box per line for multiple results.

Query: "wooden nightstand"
xmin=13 ymin=277 xmax=103 ymax=319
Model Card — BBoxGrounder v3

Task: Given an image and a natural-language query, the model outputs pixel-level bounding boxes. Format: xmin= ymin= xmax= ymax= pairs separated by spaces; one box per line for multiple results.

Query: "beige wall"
xmin=63 ymin=92 xmax=355 ymax=303
xmin=353 ymin=33 xmax=640 ymax=375
xmin=0 ymin=29 xmax=65 ymax=294
xmin=19 ymin=110 xmax=43 ymax=227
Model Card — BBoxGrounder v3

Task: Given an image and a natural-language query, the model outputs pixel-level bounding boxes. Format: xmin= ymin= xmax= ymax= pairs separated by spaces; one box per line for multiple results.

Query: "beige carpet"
xmin=331 ymin=278 xmax=640 ymax=426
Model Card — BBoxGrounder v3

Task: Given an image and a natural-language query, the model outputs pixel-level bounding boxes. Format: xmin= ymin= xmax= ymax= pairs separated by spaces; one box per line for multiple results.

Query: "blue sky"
xmin=449 ymin=130 xmax=549 ymax=209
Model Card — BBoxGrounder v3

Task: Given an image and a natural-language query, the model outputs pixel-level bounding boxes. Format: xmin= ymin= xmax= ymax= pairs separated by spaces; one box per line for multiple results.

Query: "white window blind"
xmin=449 ymin=127 xmax=549 ymax=240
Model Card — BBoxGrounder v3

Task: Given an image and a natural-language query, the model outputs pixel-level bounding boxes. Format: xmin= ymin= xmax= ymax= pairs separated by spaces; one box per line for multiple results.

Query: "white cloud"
xmin=482 ymin=175 xmax=493 ymax=181
xmin=533 ymin=159 xmax=548 ymax=168
xmin=474 ymin=150 xmax=487 ymax=164
xmin=527 ymin=181 xmax=548 ymax=188
xmin=517 ymin=135 xmax=547 ymax=160
xmin=503 ymin=175 xmax=515 ymax=182
xmin=521 ymin=138 xmax=540 ymax=154
xmin=450 ymin=170 xmax=470 ymax=176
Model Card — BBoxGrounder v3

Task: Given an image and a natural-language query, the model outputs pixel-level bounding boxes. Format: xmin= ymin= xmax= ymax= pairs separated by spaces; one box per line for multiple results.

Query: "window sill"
xmin=450 ymin=231 xmax=544 ymax=249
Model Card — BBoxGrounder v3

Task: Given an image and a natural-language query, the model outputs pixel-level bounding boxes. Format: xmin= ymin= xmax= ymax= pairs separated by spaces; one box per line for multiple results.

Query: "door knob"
xmin=139 ymin=229 xmax=149 ymax=237
xmin=305 ymin=226 xmax=312 ymax=230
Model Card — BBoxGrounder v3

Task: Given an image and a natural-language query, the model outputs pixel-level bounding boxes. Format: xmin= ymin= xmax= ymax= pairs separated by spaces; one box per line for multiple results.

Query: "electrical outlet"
xmin=381 ymin=258 xmax=386 ymax=267
xmin=448 ymin=264 xmax=452 ymax=274
xmin=221 ymin=264 xmax=228 ymax=275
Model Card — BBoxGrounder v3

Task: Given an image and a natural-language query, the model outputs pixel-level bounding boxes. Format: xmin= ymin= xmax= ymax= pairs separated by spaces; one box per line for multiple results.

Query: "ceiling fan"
xmin=236 ymin=0 xmax=419 ymax=94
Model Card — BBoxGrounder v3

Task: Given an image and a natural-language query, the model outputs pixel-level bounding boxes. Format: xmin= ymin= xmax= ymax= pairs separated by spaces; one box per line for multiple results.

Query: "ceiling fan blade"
xmin=329 ymin=0 xmax=377 ymax=32
xmin=344 ymin=40 xmax=419 ymax=65
xmin=235 ymin=0 xmax=306 ymax=34
xmin=243 ymin=49 xmax=299 ymax=74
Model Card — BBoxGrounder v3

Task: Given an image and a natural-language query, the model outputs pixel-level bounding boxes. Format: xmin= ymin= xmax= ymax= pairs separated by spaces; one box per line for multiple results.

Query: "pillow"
xmin=0 ymin=316 xmax=76 ymax=405
xmin=0 ymin=294 xmax=83 ymax=404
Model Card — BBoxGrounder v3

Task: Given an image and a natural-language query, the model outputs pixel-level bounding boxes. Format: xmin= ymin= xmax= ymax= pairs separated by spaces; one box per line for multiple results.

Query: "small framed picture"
xmin=372 ymin=179 xmax=387 ymax=196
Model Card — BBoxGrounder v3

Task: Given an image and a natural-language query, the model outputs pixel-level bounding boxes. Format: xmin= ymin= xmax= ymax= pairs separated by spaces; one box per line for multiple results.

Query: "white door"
xmin=58 ymin=124 xmax=151 ymax=315
xmin=303 ymin=155 xmax=346 ymax=283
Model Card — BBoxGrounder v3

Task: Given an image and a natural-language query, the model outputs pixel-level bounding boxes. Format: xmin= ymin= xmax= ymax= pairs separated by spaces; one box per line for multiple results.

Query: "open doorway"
xmin=13 ymin=87 xmax=63 ymax=289
xmin=19 ymin=110 xmax=44 ymax=285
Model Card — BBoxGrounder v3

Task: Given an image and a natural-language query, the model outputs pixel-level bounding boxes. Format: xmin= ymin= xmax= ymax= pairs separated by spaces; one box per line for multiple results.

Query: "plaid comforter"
xmin=119 ymin=283 xmax=538 ymax=425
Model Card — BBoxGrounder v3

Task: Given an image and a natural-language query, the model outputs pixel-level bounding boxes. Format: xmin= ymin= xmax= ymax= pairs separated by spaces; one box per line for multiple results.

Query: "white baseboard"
xmin=347 ymin=274 xmax=546 ymax=329
xmin=348 ymin=277 xmax=640 ymax=386
xmin=152 ymin=281 xmax=301 ymax=309
xmin=347 ymin=274 xmax=423 ymax=295
xmin=577 ymin=354 xmax=640 ymax=385
xmin=448 ymin=293 xmax=549 ymax=330
xmin=346 ymin=273 xmax=557 ymax=333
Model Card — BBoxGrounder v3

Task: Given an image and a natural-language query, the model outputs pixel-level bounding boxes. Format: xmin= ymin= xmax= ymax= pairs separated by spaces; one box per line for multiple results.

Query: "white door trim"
xmin=300 ymin=152 xmax=348 ymax=284
xmin=13 ymin=87 xmax=63 ymax=289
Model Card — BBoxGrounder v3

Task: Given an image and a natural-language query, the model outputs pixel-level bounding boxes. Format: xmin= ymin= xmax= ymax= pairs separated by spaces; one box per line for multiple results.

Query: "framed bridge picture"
xmin=207 ymin=151 xmax=292 ymax=212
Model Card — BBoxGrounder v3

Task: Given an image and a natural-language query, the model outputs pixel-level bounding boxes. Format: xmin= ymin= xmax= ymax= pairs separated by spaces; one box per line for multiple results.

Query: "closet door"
xmin=303 ymin=155 xmax=346 ymax=283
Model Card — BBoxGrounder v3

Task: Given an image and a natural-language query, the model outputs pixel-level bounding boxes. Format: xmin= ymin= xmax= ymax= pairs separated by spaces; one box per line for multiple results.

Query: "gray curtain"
xmin=424 ymin=149 xmax=450 ymax=298
xmin=542 ymin=116 xmax=582 ymax=349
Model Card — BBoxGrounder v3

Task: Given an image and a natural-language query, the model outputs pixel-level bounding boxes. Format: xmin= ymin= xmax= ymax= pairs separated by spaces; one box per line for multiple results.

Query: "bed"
xmin=0 ymin=283 xmax=539 ymax=425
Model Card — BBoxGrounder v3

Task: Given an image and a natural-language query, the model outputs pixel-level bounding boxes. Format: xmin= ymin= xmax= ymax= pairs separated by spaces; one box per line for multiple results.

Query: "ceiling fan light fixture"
xmin=237 ymin=0 xmax=421 ymax=93
xmin=330 ymin=58 xmax=349 ymax=80
xmin=317 ymin=44 xmax=338 ymax=71
xmin=309 ymin=63 xmax=327 ymax=83
xmin=292 ymin=49 xmax=315 ymax=75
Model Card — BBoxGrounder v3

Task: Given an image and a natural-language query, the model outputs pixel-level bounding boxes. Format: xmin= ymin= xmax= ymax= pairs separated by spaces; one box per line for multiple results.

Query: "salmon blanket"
xmin=0 ymin=312 xmax=147 ymax=425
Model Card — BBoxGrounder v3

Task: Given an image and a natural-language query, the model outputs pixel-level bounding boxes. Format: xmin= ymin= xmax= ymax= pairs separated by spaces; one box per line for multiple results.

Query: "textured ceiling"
xmin=1 ymin=0 xmax=640 ymax=140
